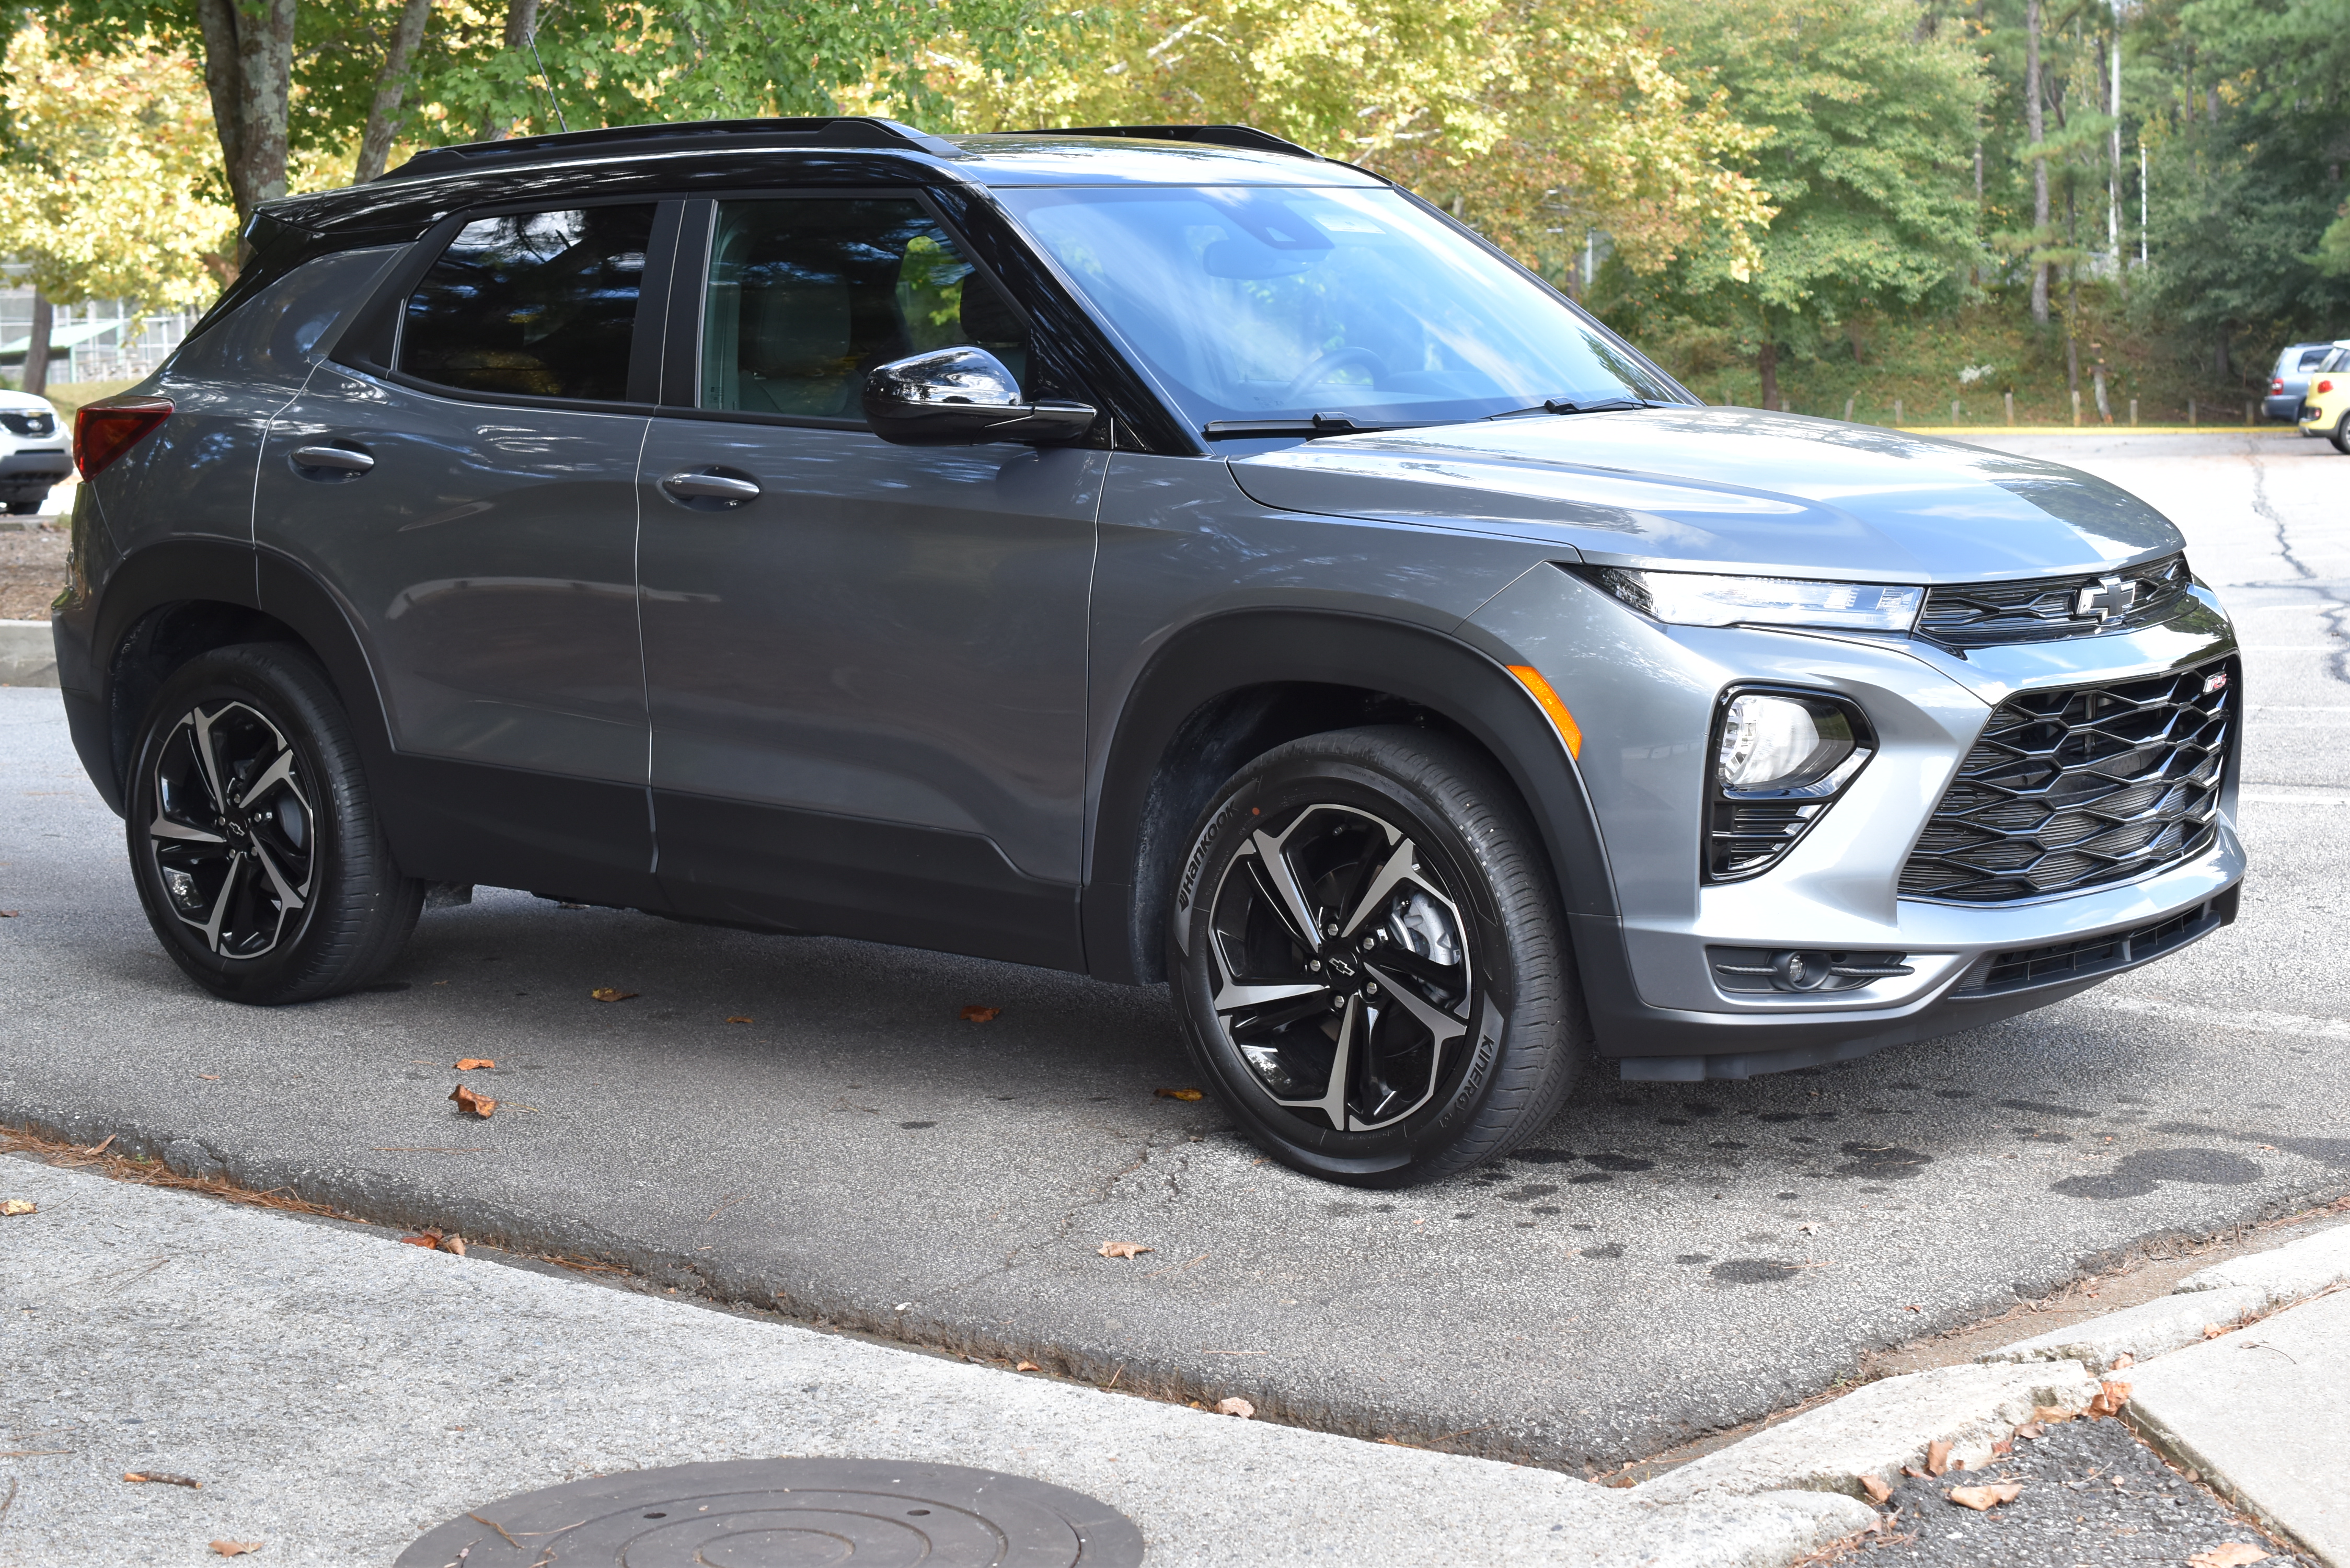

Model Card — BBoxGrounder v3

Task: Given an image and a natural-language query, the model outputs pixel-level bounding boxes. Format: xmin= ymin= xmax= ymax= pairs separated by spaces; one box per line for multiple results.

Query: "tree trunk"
xmin=23 ymin=294 xmax=53 ymax=398
xmin=2093 ymin=363 xmax=2111 ymax=422
xmin=1756 ymin=340 xmax=1779 ymax=412
xmin=193 ymin=0 xmax=296 ymax=225
xmin=2214 ymin=327 xmax=2230 ymax=379
xmin=356 ymin=0 xmax=437 ymax=183
xmin=2026 ymin=0 xmax=2049 ymax=325
xmin=477 ymin=0 xmax=545 ymax=142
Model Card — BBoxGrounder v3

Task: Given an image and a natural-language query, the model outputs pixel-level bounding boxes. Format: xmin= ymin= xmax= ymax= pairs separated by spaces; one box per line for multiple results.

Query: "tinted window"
xmin=2298 ymin=348 xmax=2333 ymax=371
xmin=700 ymin=199 xmax=1026 ymax=418
xmin=401 ymin=205 xmax=656 ymax=400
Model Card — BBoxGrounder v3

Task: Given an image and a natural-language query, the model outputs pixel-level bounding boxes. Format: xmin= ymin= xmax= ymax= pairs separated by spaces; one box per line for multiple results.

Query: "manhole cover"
xmin=393 ymin=1458 xmax=1145 ymax=1567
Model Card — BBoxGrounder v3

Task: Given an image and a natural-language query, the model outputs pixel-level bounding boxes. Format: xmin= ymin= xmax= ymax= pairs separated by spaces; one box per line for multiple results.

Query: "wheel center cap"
xmin=225 ymin=818 xmax=248 ymax=839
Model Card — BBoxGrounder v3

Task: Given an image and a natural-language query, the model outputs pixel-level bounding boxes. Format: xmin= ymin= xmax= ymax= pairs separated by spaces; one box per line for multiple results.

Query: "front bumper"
xmin=0 ymin=450 xmax=71 ymax=494
xmin=1464 ymin=564 xmax=2241 ymax=1077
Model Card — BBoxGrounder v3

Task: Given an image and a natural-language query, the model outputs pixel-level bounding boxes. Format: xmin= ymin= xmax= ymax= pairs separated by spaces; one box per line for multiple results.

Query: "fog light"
xmin=1717 ymin=694 xmax=1856 ymax=791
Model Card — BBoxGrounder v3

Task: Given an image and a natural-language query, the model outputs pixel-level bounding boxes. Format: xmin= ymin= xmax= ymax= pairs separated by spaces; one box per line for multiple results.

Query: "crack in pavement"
xmin=2244 ymin=440 xmax=2349 ymax=685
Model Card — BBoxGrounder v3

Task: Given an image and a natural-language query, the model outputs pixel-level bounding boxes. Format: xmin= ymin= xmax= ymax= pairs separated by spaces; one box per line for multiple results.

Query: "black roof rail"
xmin=377 ymin=116 xmax=961 ymax=183
xmin=1003 ymin=124 xmax=1323 ymax=160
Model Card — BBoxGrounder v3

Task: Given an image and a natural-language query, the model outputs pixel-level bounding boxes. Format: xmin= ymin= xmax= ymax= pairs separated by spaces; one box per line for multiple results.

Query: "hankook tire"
xmin=127 ymin=643 xmax=423 ymax=1004
xmin=1168 ymin=725 xmax=1586 ymax=1186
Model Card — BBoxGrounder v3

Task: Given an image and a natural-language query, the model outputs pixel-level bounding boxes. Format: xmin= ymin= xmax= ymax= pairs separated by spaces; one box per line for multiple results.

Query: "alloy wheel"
xmin=146 ymin=700 xmax=317 ymax=960
xmin=1204 ymin=802 xmax=1478 ymax=1133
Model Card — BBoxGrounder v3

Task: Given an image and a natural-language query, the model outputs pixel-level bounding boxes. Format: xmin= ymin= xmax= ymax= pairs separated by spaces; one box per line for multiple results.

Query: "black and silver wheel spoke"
xmin=1207 ymin=802 xmax=1475 ymax=1133
xmin=145 ymin=700 xmax=315 ymax=960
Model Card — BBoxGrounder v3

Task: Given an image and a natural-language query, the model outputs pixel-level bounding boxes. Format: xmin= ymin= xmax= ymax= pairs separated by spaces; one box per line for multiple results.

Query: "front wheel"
xmin=1167 ymin=726 xmax=1586 ymax=1186
xmin=127 ymin=643 xmax=423 ymax=1004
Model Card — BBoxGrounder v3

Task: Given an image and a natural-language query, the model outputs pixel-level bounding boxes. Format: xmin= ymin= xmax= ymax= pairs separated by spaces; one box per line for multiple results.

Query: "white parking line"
xmin=2238 ymin=791 xmax=2350 ymax=807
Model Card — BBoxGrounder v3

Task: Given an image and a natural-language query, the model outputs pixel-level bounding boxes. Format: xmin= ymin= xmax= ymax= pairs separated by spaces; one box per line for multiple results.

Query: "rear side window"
xmin=2299 ymin=348 xmax=2333 ymax=371
xmin=401 ymin=205 xmax=656 ymax=400
xmin=699 ymin=198 xmax=1027 ymax=418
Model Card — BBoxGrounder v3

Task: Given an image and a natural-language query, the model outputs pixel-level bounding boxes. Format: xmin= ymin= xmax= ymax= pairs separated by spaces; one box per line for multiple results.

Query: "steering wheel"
xmin=1277 ymin=347 xmax=1388 ymax=405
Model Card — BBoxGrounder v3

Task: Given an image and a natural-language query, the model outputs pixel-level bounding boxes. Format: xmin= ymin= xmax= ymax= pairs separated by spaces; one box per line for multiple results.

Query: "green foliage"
xmin=1598 ymin=0 xmax=1985 ymax=386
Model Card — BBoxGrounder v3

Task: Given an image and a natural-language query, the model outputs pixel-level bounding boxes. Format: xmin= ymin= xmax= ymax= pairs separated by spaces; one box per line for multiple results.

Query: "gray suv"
xmin=54 ymin=119 xmax=2243 ymax=1186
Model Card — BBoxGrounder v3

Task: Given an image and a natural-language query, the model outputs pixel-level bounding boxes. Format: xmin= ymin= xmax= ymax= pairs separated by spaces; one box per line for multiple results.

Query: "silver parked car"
xmin=55 ymin=119 xmax=2243 ymax=1185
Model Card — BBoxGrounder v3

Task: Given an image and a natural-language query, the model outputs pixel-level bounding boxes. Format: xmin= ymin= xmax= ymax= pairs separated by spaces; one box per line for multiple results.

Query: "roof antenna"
xmin=526 ymin=26 xmax=569 ymax=133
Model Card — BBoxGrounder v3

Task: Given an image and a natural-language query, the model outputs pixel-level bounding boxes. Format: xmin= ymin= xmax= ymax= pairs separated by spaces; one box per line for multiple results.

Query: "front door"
xmin=637 ymin=194 xmax=1104 ymax=964
xmin=257 ymin=202 xmax=664 ymax=901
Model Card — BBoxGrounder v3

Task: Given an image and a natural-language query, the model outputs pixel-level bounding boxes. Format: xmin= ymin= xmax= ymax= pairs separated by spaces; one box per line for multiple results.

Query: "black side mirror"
xmin=862 ymin=347 xmax=1097 ymax=446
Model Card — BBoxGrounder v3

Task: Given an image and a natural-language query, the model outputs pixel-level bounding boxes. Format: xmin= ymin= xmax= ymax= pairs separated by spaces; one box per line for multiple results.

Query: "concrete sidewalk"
xmin=0 ymin=1158 xmax=1870 ymax=1567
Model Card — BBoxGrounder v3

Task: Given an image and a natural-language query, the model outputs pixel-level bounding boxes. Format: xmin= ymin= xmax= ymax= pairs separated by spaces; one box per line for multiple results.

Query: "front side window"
xmin=996 ymin=185 xmax=1678 ymax=429
xmin=401 ymin=205 xmax=656 ymax=401
xmin=699 ymin=198 xmax=1027 ymax=418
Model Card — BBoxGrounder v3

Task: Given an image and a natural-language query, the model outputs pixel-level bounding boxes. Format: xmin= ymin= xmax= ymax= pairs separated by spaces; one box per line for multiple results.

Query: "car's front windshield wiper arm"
xmin=1484 ymin=396 xmax=1668 ymax=421
xmin=1202 ymin=412 xmax=1435 ymax=440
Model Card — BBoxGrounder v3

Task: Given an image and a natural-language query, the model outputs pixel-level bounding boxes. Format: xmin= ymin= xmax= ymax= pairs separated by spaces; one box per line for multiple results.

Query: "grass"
xmin=33 ymin=378 xmax=140 ymax=416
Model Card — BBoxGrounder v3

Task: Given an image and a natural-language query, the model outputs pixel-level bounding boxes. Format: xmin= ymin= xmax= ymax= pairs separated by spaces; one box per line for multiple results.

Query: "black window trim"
xmin=331 ymin=193 xmax=686 ymax=419
xmin=647 ymin=185 xmax=1067 ymax=437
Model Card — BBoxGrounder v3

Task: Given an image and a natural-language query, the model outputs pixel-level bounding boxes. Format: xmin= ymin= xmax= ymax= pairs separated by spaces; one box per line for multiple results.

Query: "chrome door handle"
xmin=661 ymin=470 xmax=762 ymax=503
xmin=291 ymin=445 xmax=374 ymax=474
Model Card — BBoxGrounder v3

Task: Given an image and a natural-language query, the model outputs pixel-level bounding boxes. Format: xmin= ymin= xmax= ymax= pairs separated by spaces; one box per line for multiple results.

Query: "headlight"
xmin=1593 ymin=567 xmax=1923 ymax=633
xmin=1706 ymin=688 xmax=1875 ymax=882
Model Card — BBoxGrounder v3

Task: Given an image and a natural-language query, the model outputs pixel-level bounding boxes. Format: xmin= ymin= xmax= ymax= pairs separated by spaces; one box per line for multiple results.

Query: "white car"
xmin=1 ymin=389 xmax=72 ymax=515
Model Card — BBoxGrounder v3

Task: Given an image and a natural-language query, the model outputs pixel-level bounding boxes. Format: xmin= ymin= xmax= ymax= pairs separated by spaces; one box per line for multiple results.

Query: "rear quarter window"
xmin=399 ymin=205 xmax=657 ymax=401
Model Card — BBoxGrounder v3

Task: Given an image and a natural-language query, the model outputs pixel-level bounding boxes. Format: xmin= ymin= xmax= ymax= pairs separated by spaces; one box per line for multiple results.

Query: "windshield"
xmin=996 ymin=185 xmax=1681 ymax=430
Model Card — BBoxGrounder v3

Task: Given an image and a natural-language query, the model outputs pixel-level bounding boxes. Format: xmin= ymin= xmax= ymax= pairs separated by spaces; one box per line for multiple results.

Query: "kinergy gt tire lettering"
xmin=1168 ymin=726 xmax=1584 ymax=1185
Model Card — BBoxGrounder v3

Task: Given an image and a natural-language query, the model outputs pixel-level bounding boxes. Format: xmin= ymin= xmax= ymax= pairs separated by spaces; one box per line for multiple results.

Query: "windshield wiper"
xmin=1202 ymin=413 xmax=1433 ymax=440
xmin=1484 ymin=396 xmax=1667 ymax=421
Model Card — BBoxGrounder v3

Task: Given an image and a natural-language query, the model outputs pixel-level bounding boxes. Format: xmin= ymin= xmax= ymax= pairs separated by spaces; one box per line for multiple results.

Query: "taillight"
xmin=2320 ymin=379 xmax=2336 ymax=396
xmin=74 ymin=397 xmax=174 ymax=480
xmin=2272 ymin=378 xmax=2286 ymax=394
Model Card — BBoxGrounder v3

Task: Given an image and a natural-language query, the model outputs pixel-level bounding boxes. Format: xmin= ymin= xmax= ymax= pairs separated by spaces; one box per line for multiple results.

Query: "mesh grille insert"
xmin=1899 ymin=659 xmax=2233 ymax=904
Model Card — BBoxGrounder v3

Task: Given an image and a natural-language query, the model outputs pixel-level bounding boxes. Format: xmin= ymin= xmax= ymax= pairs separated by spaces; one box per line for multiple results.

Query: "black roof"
xmin=258 ymin=118 xmax=1372 ymax=242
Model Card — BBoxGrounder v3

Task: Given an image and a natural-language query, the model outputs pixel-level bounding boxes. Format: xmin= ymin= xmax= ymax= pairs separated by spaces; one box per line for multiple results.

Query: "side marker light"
xmin=1507 ymin=665 xmax=1583 ymax=759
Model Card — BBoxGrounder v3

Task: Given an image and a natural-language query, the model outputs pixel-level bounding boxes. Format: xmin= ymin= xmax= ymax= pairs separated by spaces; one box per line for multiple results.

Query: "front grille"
xmin=1918 ymin=554 xmax=2193 ymax=648
xmin=1899 ymin=658 xmax=2233 ymax=903
xmin=0 ymin=411 xmax=56 ymax=439
xmin=1954 ymin=890 xmax=2235 ymax=994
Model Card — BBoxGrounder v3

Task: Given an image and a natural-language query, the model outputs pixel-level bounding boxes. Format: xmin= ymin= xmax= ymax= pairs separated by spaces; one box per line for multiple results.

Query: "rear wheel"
xmin=127 ymin=643 xmax=422 ymax=1004
xmin=1167 ymin=726 xmax=1585 ymax=1186
xmin=2333 ymin=414 xmax=2350 ymax=455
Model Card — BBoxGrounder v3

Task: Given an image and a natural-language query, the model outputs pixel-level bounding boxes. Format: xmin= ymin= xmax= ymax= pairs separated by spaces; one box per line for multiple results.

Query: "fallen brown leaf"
xmin=725 ymin=1016 xmax=753 ymax=1024
xmin=2204 ymin=1324 xmax=2229 ymax=1340
xmin=589 ymin=988 xmax=638 ymax=1003
xmin=0 ymin=910 xmax=17 ymax=917
xmin=448 ymin=1083 xmax=496 ymax=1119
xmin=1947 ymin=1483 xmax=2022 ymax=1511
xmin=123 ymin=1471 xmax=200 ymax=1488
xmin=1991 ymin=1437 xmax=2014 ymax=1456
xmin=1902 ymin=1466 xmax=1927 ymax=1479
xmin=2088 ymin=1379 xmax=2133 ymax=1419
xmin=77 ymin=1134 xmax=118 ymax=1156
xmin=2188 ymin=1545 xmax=2270 ymax=1567
xmin=959 ymin=1005 xmax=1001 ymax=1022
xmin=1 ymin=1198 xmax=34 ymax=1217
xmin=396 ymin=1235 xmax=438 ymax=1249
xmin=1925 ymin=1439 xmax=1952 ymax=1477
xmin=197 ymin=1074 xmax=220 ymax=1080
xmin=1099 ymin=1241 xmax=1154 ymax=1259
xmin=210 ymin=1543 xmax=263 ymax=1558
xmin=453 ymin=1058 xmax=494 ymax=1071
xmin=2110 ymin=1351 xmax=2135 ymax=1370
xmin=2029 ymin=1405 xmax=2077 ymax=1425
xmin=1859 ymin=1474 xmax=1892 ymax=1505
xmin=2014 ymin=1421 xmax=2046 ymax=1440
xmin=1215 ymin=1397 xmax=1256 ymax=1419
xmin=1154 ymin=1087 xmax=1204 ymax=1102
xmin=439 ymin=1235 xmax=467 ymax=1256
xmin=1015 ymin=1361 xmax=1041 ymax=1372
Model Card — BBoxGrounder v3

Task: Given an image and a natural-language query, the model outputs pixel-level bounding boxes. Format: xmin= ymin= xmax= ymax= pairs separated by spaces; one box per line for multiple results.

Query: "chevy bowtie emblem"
xmin=2073 ymin=574 xmax=2137 ymax=623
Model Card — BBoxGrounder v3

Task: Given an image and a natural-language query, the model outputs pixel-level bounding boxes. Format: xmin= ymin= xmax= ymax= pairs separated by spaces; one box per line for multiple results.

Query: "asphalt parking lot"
xmin=3 ymin=430 xmax=2344 ymax=1473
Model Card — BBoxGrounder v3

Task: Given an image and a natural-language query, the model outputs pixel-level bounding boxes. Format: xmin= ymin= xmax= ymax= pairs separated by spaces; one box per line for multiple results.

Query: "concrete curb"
xmin=1631 ymin=1219 xmax=2348 ymax=1544
xmin=0 ymin=617 xmax=57 ymax=686
xmin=1634 ymin=1361 xmax=2102 ymax=1504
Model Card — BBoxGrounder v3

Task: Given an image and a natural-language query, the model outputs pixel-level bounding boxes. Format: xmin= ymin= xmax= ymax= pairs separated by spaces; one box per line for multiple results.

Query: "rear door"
xmin=634 ymin=193 xmax=1105 ymax=964
xmin=257 ymin=201 xmax=671 ymax=902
